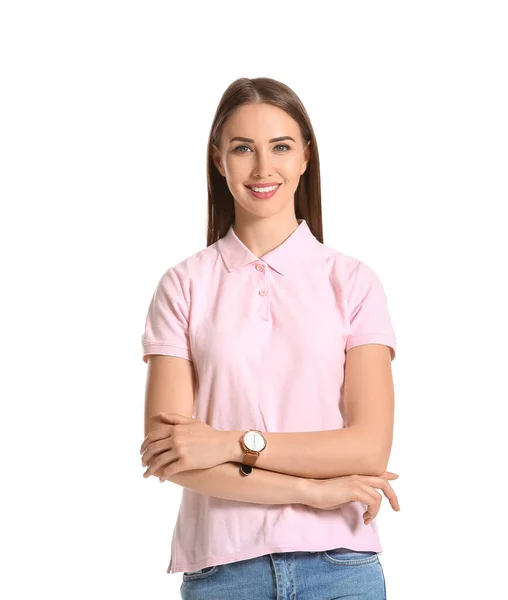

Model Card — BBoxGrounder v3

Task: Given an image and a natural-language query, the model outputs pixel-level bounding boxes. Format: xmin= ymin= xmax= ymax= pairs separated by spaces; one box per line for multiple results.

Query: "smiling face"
xmin=212 ymin=102 xmax=310 ymax=220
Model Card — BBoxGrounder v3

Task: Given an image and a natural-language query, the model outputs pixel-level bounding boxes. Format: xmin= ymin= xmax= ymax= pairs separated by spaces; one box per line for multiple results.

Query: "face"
xmin=212 ymin=103 xmax=310 ymax=220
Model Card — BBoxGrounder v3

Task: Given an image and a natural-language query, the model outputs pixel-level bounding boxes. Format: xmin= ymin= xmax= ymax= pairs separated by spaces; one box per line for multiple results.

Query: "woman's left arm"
xmin=225 ymin=344 xmax=395 ymax=479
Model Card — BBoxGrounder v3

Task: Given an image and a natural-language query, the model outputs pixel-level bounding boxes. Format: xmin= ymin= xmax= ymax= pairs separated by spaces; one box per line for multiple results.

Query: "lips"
xmin=245 ymin=183 xmax=281 ymax=190
xmin=245 ymin=183 xmax=282 ymax=200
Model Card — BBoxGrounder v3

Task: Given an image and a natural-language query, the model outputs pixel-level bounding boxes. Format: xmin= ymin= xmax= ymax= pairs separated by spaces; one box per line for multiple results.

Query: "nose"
xmin=252 ymin=148 xmax=274 ymax=179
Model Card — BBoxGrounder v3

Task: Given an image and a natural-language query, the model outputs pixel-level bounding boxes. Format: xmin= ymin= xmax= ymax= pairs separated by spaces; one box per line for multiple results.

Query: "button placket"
xmin=254 ymin=261 xmax=267 ymax=296
xmin=253 ymin=261 xmax=270 ymax=321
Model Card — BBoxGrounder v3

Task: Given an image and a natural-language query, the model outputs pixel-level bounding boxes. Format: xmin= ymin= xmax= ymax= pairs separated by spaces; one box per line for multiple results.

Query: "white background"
xmin=2 ymin=1 xmax=507 ymax=598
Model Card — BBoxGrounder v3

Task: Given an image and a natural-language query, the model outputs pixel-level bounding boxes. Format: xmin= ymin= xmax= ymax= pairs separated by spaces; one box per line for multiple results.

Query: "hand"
xmin=140 ymin=413 xmax=227 ymax=481
xmin=305 ymin=471 xmax=400 ymax=525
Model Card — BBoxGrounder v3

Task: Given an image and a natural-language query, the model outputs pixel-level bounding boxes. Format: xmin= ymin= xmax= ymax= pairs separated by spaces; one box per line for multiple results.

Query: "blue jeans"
xmin=180 ymin=548 xmax=386 ymax=599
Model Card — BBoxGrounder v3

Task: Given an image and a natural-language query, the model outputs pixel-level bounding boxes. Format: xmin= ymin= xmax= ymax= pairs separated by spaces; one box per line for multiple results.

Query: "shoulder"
xmin=163 ymin=239 xmax=221 ymax=285
xmin=318 ymin=243 xmax=362 ymax=288
xmin=319 ymin=244 xmax=387 ymax=300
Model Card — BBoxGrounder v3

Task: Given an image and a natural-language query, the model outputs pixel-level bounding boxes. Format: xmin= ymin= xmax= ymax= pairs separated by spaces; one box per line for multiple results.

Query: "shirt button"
xmin=255 ymin=263 xmax=265 ymax=272
xmin=259 ymin=289 xmax=267 ymax=296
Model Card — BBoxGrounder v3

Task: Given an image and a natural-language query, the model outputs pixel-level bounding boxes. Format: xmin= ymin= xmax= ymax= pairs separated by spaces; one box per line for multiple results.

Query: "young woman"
xmin=140 ymin=76 xmax=400 ymax=599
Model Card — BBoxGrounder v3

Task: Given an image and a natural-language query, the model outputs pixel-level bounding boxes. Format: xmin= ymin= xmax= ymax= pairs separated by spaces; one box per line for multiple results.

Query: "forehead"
xmin=222 ymin=103 xmax=302 ymax=142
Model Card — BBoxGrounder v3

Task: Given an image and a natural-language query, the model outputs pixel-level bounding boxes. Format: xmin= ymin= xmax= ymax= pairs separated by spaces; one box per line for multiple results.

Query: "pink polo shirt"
xmin=141 ymin=218 xmax=396 ymax=575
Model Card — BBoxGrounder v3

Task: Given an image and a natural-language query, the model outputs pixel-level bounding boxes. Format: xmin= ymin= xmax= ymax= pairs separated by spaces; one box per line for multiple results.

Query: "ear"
xmin=301 ymin=141 xmax=310 ymax=175
xmin=211 ymin=144 xmax=225 ymax=177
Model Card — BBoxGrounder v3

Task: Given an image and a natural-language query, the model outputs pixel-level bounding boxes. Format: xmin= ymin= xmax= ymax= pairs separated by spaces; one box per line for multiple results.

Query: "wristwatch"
xmin=239 ymin=429 xmax=267 ymax=476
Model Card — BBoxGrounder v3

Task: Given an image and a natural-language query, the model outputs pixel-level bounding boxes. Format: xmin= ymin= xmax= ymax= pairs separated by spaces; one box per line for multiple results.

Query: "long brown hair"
xmin=206 ymin=77 xmax=324 ymax=247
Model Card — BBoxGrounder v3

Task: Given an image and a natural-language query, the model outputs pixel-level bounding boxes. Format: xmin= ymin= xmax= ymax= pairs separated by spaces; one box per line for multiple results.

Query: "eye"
xmin=233 ymin=144 xmax=291 ymax=153
xmin=233 ymin=145 xmax=251 ymax=153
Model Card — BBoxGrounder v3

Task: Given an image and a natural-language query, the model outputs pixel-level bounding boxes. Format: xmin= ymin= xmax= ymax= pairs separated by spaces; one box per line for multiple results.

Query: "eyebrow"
xmin=229 ymin=136 xmax=296 ymax=144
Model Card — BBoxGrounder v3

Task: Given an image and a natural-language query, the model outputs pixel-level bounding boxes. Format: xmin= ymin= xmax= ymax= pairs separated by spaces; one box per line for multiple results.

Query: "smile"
xmin=245 ymin=183 xmax=281 ymax=199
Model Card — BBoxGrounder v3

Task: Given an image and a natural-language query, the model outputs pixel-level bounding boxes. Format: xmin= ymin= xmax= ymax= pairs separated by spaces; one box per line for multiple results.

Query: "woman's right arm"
xmin=142 ymin=355 xmax=313 ymax=506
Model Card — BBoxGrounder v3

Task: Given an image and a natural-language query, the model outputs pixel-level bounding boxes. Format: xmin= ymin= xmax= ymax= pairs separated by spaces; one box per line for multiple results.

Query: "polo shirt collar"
xmin=218 ymin=218 xmax=318 ymax=276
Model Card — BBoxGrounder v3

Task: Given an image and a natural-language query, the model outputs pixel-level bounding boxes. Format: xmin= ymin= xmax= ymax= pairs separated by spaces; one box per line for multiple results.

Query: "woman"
xmin=140 ymin=77 xmax=400 ymax=599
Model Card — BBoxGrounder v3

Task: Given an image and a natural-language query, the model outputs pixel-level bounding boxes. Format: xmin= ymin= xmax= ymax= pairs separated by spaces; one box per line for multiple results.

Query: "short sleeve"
xmin=141 ymin=267 xmax=192 ymax=363
xmin=345 ymin=261 xmax=396 ymax=361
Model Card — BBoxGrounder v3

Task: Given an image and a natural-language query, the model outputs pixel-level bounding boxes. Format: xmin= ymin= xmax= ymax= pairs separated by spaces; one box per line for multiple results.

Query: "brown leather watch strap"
xmin=243 ymin=451 xmax=258 ymax=466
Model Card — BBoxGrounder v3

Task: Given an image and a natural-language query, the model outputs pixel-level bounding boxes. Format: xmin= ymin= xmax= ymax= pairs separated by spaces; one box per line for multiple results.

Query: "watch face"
xmin=244 ymin=430 xmax=266 ymax=452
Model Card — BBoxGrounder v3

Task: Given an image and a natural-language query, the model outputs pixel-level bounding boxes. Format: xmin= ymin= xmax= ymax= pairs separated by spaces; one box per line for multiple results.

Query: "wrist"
xmin=297 ymin=477 xmax=316 ymax=506
xmin=226 ymin=430 xmax=246 ymax=463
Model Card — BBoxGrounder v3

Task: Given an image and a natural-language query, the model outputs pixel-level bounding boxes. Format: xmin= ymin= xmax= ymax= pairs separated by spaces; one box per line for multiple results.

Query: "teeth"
xmin=249 ymin=184 xmax=279 ymax=193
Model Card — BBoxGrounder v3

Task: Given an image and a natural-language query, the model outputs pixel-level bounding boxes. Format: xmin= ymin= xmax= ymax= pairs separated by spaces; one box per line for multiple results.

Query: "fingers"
xmin=350 ymin=474 xmax=400 ymax=525
xmin=354 ymin=488 xmax=381 ymax=524
xmin=358 ymin=485 xmax=382 ymax=524
xmin=380 ymin=480 xmax=400 ymax=512
xmin=141 ymin=438 xmax=172 ymax=468
xmin=139 ymin=424 xmax=173 ymax=454
xmin=361 ymin=475 xmax=400 ymax=512
xmin=143 ymin=449 xmax=175 ymax=478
